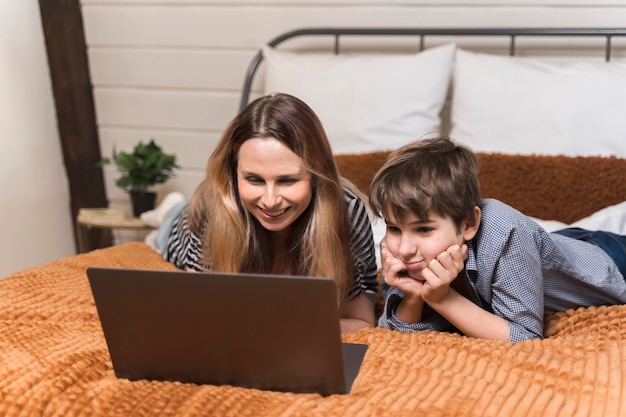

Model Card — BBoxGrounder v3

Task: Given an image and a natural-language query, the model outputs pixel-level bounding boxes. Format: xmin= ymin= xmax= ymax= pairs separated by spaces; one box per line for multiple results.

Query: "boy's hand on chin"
xmin=381 ymin=242 xmax=425 ymax=297
xmin=421 ymin=244 xmax=467 ymax=304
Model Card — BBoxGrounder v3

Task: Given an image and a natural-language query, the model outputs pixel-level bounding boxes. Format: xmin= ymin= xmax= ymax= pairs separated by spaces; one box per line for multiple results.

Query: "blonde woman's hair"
xmin=187 ymin=93 xmax=353 ymax=300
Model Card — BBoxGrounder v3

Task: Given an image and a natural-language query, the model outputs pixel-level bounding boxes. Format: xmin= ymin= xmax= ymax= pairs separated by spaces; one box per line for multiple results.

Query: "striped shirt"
xmin=164 ymin=187 xmax=379 ymax=302
xmin=378 ymin=198 xmax=626 ymax=342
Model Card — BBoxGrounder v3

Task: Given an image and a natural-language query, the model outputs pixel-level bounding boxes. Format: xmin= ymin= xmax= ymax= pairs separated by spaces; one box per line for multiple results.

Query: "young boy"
xmin=370 ymin=137 xmax=626 ymax=342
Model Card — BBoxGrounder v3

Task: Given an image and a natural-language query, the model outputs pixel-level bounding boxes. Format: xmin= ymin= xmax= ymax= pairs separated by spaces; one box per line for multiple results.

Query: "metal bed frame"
xmin=240 ymin=27 xmax=626 ymax=110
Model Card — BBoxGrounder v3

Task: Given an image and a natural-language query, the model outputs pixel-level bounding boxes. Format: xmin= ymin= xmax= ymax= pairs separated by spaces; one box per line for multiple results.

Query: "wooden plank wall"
xmin=80 ymin=0 xmax=626 ymax=210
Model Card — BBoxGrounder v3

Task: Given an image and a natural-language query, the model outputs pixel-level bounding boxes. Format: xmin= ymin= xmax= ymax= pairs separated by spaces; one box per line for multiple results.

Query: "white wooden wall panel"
xmin=83 ymin=6 xmax=626 ymax=49
xmin=79 ymin=0 xmax=626 ymax=218
xmin=81 ymin=0 xmax=626 ymax=6
xmin=99 ymin=128 xmax=218 ymax=171
xmin=94 ymin=89 xmax=238 ymax=130
xmin=89 ymin=49 xmax=252 ymax=90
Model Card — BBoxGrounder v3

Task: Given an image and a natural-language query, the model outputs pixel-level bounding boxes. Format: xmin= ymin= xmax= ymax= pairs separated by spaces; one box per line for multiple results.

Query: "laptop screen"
xmin=87 ymin=267 xmax=367 ymax=395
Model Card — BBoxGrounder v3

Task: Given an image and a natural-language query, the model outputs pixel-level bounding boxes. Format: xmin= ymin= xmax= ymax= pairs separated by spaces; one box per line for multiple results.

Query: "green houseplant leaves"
xmin=99 ymin=139 xmax=179 ymax=195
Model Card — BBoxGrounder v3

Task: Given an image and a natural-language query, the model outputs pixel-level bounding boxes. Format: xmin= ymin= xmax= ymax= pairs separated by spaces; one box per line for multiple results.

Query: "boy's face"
xmin=384 ymin=210 xmax=478 ymax=281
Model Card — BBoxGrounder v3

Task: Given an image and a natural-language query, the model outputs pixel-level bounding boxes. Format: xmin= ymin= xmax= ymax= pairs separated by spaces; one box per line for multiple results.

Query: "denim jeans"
xmin=552 ymin=227 xmax=626 ymax=278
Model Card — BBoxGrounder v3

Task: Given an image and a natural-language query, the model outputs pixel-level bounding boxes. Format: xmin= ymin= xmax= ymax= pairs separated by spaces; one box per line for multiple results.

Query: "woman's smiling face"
xmin=236 ymin=137 xmax=313 ymax=234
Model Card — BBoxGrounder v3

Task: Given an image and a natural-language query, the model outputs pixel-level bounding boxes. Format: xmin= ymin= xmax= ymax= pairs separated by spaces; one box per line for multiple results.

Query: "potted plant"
xmin=99 ymin=139 xmax=179 ymax=217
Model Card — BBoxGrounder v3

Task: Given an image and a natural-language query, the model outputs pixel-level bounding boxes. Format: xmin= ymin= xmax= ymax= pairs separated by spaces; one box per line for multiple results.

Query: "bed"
xmin=2 ymin=27 xmax=626 ymax=416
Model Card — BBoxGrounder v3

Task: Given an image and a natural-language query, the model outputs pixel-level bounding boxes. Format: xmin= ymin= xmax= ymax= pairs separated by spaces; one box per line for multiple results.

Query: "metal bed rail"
xmin=240 ymin=27 xmax=626 ymax=110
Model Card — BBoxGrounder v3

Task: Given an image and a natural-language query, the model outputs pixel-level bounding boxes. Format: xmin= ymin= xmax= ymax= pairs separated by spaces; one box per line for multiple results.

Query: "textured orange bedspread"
xmin=1 ymin=242 xmax=625 ymax=416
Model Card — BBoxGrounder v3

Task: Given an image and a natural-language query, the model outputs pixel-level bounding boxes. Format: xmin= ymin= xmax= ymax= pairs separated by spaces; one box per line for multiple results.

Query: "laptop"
xmin=87 ymin=267 xmax=368 ymax=396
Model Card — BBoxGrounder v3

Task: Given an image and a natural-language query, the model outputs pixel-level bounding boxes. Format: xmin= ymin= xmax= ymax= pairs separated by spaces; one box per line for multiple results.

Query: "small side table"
xmin=76 ymin=208 xmax=154 ymax=253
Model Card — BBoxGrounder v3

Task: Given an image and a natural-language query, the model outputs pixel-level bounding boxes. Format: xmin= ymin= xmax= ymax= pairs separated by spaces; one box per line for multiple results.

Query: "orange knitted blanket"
xmin=2 ymin=242 xmax=625 ymax=416
xmin=336 ymin=152 xmax=626 ymax=224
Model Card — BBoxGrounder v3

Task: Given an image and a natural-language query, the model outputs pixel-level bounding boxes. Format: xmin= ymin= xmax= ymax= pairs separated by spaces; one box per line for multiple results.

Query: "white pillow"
xmin=371 ymin=216 xmax=386 ymax=270
xmin=263 ymin=44 xmax=456 ymax=154
xmin=450 ymin=49 xmax=626 ymax=158
xmin=532 ymin=200 xmax=626 ymax=235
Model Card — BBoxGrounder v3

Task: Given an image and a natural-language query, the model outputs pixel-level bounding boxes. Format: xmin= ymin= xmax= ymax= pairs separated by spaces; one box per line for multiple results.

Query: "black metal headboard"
xmin=240 ymin=27 xmax=626 ymax=111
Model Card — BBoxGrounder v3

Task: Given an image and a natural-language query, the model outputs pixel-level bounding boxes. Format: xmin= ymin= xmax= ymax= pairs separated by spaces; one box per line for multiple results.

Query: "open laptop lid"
xmin=87 ymin=267 xmax=367 ymax=396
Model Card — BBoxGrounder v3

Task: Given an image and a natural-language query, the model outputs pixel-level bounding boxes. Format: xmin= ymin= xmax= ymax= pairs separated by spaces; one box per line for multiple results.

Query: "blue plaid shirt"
xmin=378 ymin=198 xmax=626 ymax=342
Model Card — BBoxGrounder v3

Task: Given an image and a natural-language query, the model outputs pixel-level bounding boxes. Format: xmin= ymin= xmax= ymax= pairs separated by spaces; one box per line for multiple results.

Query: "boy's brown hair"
xmin=369 ymin=137 xmax=482 ymax=231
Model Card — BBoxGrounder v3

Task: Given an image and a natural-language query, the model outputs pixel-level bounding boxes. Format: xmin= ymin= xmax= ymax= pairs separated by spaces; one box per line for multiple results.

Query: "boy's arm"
xmin=415 ymin=245 xmax=509 ymax=341
xmin=488 ymin=228 xmax=546 ymax=342
xmin=377 ymin=287 xmax=457 ymax=333
xmin=395 ymin=293 xmax=425 ymax=324
xmin=378 ymin=242 xmax=459 ymax=333
xmin=425 ymin=290 xmax=510 ymax=341
xmin=381 ymin=243 xmax=427 ymax=323
xmin=426 ymin=225 xmax=548 ymax=342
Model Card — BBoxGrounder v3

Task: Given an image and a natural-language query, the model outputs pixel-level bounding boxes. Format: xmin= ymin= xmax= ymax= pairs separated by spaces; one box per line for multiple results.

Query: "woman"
xmin=164 ymin=93 xmax=378 ymax=332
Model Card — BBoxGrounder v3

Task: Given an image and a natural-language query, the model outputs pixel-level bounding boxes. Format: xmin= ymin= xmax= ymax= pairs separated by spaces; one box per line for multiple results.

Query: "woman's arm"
xmin=163 ymin=205 xmax=204 ymax=271
xmin=339 ymin=292 xmax=376 ymax=333
xmin=340 ymin=188 xmax=379 ymax=333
